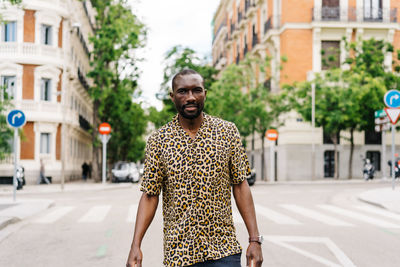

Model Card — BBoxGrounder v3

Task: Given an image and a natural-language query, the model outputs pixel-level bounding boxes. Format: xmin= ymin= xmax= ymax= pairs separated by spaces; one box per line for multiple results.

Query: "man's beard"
xmin=178 ymin=103 xmax=203 ymax=119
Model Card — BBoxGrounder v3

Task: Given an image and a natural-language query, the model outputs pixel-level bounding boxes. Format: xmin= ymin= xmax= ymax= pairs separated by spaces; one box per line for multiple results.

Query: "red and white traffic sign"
xmin=99 ymin=122 xmax=111 ymax=135
xmin=266 ymin=129 xmax=278 ymax=141
xmin=384 ymin=108 xmax=400 ymax=125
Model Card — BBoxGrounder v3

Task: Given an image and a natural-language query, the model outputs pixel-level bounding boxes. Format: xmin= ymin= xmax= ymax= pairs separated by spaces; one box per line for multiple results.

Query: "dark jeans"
xmin=189 ymin=253 xmax=241 ymax=267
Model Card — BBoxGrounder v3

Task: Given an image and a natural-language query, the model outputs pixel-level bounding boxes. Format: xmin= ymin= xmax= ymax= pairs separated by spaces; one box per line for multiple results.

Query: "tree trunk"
xmin=348 ymin=128 xmax=354 ymax=179
xmin=92 ymin=99 xmax=101 ymax=182
xmin=331 ymin=133 xmax=339 ymax=179
xmin=261 ymin=133 xmax=265 ymax=181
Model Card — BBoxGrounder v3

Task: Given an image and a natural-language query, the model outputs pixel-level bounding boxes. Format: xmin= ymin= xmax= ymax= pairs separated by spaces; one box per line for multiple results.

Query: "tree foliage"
xmin=88 ymin=0 xmax=147 ymax=179
xmin=0 ymin=90 xmax=12 ymax=160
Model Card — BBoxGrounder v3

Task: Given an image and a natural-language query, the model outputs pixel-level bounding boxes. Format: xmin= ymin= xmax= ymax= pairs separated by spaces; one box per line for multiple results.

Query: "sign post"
xmin=98 ymin=123 xmax=111 ymax=184
xmin=6 ymin=110 xmax=26 ymax=202
xmin=375 ymin=109 xmax=390 ymax=179
xmin=266 ymin=129 xmax=278 ymax=182
xmin=384 ymin=89 xmax=400 ymax=190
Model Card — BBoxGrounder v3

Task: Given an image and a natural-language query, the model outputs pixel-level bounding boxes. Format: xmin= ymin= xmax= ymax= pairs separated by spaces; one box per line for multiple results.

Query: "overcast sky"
xmin=130 ymin=0 xmax=220 ymax=109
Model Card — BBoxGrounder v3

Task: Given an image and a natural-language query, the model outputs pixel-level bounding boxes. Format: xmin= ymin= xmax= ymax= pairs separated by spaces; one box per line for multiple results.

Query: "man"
xmin=126 ymin=69 xmax=263 ymax=267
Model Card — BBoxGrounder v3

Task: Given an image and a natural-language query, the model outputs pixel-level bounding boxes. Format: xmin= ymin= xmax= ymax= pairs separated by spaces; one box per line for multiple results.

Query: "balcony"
xmin=79 ymin=114 xmax=91 ymax=132
xmin=0 ymin=43 xmax=64 ymax=65
xmin=312 ymin=7 xmax=398 ymax=23
xmin=245 ymin=0 xmax=257 ymax=18
xmin=238 ymin=11 xmax=247 ymax=28
xmin=77 ymin=68 xmax=90 ymax=92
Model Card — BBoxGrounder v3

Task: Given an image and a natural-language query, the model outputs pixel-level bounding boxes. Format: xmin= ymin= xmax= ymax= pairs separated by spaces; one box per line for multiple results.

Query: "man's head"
xmin=170 ymin=69 xmax=206 ymax=120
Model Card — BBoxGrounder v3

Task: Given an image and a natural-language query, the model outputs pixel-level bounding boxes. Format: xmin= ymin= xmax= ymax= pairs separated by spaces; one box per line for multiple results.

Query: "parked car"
xmin=111 ymin=162 xmax=139 ymax=183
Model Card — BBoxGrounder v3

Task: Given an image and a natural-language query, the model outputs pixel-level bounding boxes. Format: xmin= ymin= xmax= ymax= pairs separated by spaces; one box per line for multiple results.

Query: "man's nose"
xmin=186 ymin=90 xmax=196 ymax=101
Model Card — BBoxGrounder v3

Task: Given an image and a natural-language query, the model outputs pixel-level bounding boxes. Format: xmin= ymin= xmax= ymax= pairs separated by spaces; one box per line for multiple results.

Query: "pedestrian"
xmin=88 ymin=162 xmax=92 ymax=179
xmin=81 ymin=162 xmax=89 ymax=181
xmin=126 ymin=69 xmax=263 ymax=267
xmin=37 ymin=159 xmax=50 ymax=184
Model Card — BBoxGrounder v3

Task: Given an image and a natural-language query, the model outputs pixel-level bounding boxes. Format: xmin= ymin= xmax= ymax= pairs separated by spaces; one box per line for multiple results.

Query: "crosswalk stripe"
xmin=318 ymin=205 xmax=400 ymax=228
xmin=127 ymin=204 xmax=138 ymax=223
xmin=281 ymin=204 xmax=354 ymax=227
xmin=353 ymin=205 xmax=400 ymax=222
xmin=34 ymin=207 xmax=75 ymax=224
xmin=78 ymin=205 xmax=111 ymax=223
xmin=255 ymin=204 xmax=301 ymax=225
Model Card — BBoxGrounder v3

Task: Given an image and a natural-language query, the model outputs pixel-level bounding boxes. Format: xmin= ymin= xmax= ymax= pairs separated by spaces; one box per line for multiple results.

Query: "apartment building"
xmin=212 ymin=0 xmax=400 ymax=180
xmin=0 ymin=0 xmax=95 ymax=183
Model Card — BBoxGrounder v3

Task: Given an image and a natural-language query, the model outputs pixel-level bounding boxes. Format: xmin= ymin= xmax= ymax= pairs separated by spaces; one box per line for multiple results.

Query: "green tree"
xmin=88 ymin=0 xmax=146 ymax=181
xmin=149 ymin=46 xmax=218 ymax=128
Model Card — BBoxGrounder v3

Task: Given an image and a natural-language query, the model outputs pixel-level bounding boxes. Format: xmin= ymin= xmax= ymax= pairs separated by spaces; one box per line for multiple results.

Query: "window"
xmin=324 ymin=150 xmax=339 ymax=178
xmin=2 ymin=21 xmax=16 ymax=42
xmin=1 ymin=75 xmax=16 ymax=100
xmin=40 ymin=78 xmax=51 ymax=101
xmin=40 ymin=133 xmax=51 ymax=154
xmin=322 ymin=0 xmax=340 ymax=20
xmin=365 ymin=130 xmax=381 ymax=144
xmin=41 ymin=24 xmax=52 ymax=45
xmin=321 ymin=41 xmax=340 ymax=70
xmin=366 ymin=151 xmax=381 ymax=171
xmin=364 ymin=0 xmax=382 ymax=21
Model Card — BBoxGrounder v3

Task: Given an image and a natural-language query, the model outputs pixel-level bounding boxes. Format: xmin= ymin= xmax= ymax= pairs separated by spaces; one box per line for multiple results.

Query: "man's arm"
xmin=233 ymin=180 xmax=263 ymax=267
xmin=126 ymin=192 xmax=159 ymax=267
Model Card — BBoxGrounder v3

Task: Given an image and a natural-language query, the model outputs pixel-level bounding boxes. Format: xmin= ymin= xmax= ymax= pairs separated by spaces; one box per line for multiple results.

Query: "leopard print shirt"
xmin=140 ymin=113 xmax=251 ymax=266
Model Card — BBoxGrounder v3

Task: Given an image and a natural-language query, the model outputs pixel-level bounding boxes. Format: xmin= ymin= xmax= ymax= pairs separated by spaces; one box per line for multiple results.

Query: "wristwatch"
xmin=249 ymin=235 xmax=264 ymax=245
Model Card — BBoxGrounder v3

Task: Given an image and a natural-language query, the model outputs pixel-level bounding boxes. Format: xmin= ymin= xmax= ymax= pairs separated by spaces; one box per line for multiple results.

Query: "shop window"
xmin=40 ymin=133 xmax=51 ymax=154
xmin=366 ymin=151 xmax=381 ymax=171
xmin=324 ymin=150 xmax=339 ymax=178
xmin=365 ymin=130 xmax=381 ymax=144
xmin=2 ymin=21 xmax=16 ymax=42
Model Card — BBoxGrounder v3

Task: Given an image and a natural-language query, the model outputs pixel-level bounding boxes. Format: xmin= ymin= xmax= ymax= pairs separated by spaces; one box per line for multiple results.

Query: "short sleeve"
xmin=140 ymin=134 xmax=164 ymax=195
xmin=229 ymin=123 xmax=251 ymax=184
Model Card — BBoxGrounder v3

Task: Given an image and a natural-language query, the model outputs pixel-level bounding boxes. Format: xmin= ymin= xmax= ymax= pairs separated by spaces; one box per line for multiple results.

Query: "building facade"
xmin=0 ymin=0 xmax=95 ymax=183
xmin=212 ymin=0 xmax=400 ymax=180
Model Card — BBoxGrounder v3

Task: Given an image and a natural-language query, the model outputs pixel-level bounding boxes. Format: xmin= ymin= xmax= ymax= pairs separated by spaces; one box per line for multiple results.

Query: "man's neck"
xmin=178 ymin=113 xmax=204 ymax=138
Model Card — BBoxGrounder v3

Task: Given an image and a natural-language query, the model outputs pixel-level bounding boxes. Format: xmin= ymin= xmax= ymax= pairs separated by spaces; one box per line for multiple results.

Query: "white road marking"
xmin=265 ymin=235 xmax=356 ymax=267
xmin=78 ymin=205 xmax=111 ymax=223
xmin=354 ymin=205 xmax=400 ymax=221
xmin=127 ymin=204 xmax=138 ymax=223
xmin=34 ymin=207 xmax=75 ymax=224
xmin=255 ymin=204 xmax=301 ymax=225
xmin=281 ymin=204 xmax=354 ymax=227
xmin=318 ymin=205 xmax=400 ymax=228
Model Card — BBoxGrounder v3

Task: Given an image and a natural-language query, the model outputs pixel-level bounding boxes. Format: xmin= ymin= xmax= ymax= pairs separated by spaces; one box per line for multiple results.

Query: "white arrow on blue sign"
xmin=384 ymin=90 xmax=400 ymax=108
xmin=7 ymin=110 xmax=26 ymax=128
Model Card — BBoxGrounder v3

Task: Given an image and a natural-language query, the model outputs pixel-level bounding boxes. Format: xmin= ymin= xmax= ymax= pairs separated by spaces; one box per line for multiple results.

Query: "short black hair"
xmin=171 ymin=69 xmax=204 ymax=91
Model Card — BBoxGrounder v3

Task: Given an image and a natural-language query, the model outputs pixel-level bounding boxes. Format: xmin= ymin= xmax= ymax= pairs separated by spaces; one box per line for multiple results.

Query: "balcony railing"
xmin=312 ymin=7 xmax=398 ymax=23
xmin=0 ymin=43 xmax=63 ymax=62
xmin=77 ymin=68 xmax=90 ymax=92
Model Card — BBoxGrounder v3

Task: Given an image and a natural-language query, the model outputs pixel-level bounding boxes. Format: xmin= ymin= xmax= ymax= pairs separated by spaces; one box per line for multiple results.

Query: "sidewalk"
xmin=0 ymin=181 xmax=134 ymax=231
xmin=357 ymin=186 xmax=400 ymax=213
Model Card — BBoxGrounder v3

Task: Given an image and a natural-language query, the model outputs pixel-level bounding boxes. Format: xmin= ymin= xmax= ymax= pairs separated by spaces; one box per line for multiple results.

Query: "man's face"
xmin=170 ymin=74 xmax=206 ymax=120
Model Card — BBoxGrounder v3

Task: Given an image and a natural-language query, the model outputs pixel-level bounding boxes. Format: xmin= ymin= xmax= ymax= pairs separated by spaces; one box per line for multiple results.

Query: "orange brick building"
xmin=0 ymin=0 xmax=95 ymax=183
xmin=212 ymin=0 xmax=400 ymax=180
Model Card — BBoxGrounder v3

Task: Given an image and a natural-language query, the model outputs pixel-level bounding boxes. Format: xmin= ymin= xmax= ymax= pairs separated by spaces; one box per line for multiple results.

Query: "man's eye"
xmin=177 ymin=90 xmax=186 ymax=94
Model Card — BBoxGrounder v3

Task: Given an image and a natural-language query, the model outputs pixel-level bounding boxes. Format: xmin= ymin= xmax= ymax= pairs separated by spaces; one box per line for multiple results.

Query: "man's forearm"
xmin=232 ymin=180 xmax=260 ymax=237
xmin=131 ymin=192 xmax=159 ymax=247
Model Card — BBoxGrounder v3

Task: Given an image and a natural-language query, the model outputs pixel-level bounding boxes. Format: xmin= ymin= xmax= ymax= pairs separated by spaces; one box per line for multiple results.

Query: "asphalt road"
xmin=0 ymin=182 xmax=399 ymax=267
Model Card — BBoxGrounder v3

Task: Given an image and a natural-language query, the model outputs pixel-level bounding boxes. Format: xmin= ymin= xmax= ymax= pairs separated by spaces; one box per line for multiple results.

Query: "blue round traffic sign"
xmin=384 ymin=90 xmax=400 ymax=108
xmin=7 ymin=110 xmax=26 ymax=128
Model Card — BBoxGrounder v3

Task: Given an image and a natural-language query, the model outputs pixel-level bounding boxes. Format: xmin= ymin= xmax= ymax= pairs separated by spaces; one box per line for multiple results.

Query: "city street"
xmin=0 ymin=181 xmax=400 ymax=267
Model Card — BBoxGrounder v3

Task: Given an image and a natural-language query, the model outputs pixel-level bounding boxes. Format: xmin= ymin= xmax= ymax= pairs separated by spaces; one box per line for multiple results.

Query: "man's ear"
xmin=169 ymin=91 xmax=174 ymax=102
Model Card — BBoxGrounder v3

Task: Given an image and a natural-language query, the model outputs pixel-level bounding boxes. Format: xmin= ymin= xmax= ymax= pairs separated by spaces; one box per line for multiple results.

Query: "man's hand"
xmin=246 ymin=242 xmax=263 ymax=267
xmin=126 ymin=245 xmax=143 ymax=267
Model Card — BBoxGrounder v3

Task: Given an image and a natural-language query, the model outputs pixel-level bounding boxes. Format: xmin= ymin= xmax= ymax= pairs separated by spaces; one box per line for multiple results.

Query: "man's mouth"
xmin=183 ymin=104 xmax=198 ymax=111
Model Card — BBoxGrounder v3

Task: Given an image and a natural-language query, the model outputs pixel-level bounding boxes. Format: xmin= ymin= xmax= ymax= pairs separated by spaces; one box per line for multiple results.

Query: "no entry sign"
xmin=99 ymin=122 xmax=111 ymax=135
xmin=266 ymin=129 xmax=278 ymax=141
